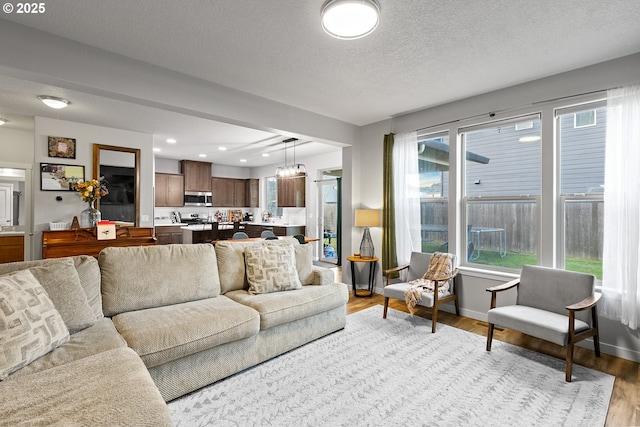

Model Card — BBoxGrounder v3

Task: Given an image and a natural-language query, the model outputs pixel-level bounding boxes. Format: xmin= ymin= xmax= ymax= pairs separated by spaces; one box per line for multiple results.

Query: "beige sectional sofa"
xmin=0 ymin=239 xmax=348 ymax=426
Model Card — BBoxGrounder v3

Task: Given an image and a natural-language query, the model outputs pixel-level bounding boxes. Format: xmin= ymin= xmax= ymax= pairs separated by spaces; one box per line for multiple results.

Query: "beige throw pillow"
xmin=0 ymin=269 xmax=70 ymax=380
xmin=245 ymin=244 xmax=302 ymax=294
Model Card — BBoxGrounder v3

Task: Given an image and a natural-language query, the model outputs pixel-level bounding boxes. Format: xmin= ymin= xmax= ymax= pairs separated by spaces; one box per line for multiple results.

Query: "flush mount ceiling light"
xmin=321 ymin=0 xmax=380 ymax=40
xmin=0 ymin=118 xmax=7 ymax=126
xmin=38 ymin=95 xmax=70 ymax=109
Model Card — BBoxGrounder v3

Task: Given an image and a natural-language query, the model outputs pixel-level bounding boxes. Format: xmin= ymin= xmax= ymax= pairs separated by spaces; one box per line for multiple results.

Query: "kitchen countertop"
xmin=245 ymin=222 xmax=306 ymax=227
xmin=0 ymin=230 xmax=26 ymax=236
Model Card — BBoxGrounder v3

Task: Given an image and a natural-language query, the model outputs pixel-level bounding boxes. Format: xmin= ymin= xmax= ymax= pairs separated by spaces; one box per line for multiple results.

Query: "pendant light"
xmin=275 ymin=138 xmax=307 ymax=177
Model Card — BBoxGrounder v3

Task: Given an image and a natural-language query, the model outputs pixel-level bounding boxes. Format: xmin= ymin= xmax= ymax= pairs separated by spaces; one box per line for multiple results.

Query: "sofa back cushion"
xmin=0 ymin=258 xmax=96 ymax=333
xmin=517 ymin=265 xmax=595 ymax=324
xmin=216 ymin=238 xmax=312 ymax=293
xmin=100 ymin=244 xmax=220 ymax=317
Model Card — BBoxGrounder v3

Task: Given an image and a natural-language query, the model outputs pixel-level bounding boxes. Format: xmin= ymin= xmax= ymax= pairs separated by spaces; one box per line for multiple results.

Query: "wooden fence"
xmin=420 ymin=199 xmax=603 ymax=259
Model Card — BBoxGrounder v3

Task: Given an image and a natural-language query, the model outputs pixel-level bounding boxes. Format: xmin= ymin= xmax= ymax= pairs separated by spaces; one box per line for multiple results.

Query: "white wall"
xmin=357 ymin=53 xmax=640 ymax=362
xmin=33 ymin=117 xmax=153 ymax=259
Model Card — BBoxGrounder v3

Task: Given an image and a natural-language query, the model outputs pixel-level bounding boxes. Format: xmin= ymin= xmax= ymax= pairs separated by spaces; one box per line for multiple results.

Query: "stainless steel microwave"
xmin=184 ymin=191 xmax=212 ymax=207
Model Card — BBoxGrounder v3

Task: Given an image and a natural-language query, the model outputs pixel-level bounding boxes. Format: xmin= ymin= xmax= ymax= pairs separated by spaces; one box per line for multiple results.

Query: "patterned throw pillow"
xmin=245 ymin=244 xmax=302 ymax=294
xmin=0 ymin=269 xmax=70 ymax=380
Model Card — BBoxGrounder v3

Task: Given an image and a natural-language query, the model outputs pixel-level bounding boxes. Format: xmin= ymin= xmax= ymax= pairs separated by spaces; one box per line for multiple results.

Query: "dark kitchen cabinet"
xmin=212 ymin=177 xmax=259 ymax=207
xmin=211 ymin=177 xmax=233 ymax=207
xmin=155 ymin=226 xmax=184 ymax=245
xmin=247 ymin=178 xmax=259 ymax=208
xmin=181 ymin=160 xmax=212 ymax=192
xmin=277 ymin=175 xmax=305 ymax=207
xmin=155 ymin=173 xmax=184 ymax=207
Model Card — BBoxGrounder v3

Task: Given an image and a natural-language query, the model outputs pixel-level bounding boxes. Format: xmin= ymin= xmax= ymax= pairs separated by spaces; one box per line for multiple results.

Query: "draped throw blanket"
xmin=405 ymin=252 xmax=457 ymax=314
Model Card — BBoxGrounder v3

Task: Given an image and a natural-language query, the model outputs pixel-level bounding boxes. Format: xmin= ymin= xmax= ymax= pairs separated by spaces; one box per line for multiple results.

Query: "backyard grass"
xmin=423 ymin=242 xmax=602 ymax=279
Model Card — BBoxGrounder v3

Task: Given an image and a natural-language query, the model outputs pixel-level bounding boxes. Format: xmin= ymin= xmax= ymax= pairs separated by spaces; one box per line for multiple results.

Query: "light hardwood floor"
xmin=330 ymin=267 xmax=639 ymax=427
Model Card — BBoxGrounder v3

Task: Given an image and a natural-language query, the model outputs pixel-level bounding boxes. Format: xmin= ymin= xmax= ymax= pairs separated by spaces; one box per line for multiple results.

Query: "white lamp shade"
xmin=321 ymin=0 xmax=380 ymax=40
xmin=354 ymin=209 xmax=380 ymax=227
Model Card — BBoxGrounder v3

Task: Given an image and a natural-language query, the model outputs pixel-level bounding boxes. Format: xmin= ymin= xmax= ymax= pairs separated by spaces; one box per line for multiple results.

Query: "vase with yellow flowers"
xmin=76 ymin=177 xmax=109 ymax=228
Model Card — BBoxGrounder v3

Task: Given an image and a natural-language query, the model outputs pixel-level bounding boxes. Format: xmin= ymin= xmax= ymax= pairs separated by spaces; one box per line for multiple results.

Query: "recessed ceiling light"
xmin=321 ymin=0 xmax=380 ymax=40
xmin=218 ymin=146 xmax=227 ymax=151
xmin=0 ymin=118 xmax=7 ymax=126
xmin=166 ymin=138 xmax=177 ymax=144
xmin=153 ymin=147 xmax=161 ymax=152
xmin=262 ymin=153 xmax=270 ymax=157
xmin=198 ymin=154 xmax=207 ymax=158
xmin=240 ymin=159 xmax=247 ymax=163
xmin=38 ymin=95 xmax=70 ymax=109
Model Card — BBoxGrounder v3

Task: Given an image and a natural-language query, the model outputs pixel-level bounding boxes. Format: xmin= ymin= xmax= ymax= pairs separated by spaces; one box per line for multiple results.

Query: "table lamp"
xmin=355 ymin=209 xmax=380 ymax=259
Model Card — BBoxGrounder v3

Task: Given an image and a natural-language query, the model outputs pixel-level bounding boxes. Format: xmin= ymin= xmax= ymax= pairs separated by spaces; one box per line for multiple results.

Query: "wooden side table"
xmin=347 ymin=256 xmax=378 ymax=297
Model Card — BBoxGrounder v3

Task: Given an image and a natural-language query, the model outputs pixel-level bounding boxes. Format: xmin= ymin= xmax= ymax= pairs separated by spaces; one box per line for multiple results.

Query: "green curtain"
xmin=382 ymin=133 xmax=398 ymax=276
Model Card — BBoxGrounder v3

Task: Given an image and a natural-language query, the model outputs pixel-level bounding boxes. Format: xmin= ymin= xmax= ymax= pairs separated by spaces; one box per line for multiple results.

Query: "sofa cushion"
xmin=225 ymin=282 xmax=349 ymax=330
xmin=0 ymin=258 xmax=96 ymax=333
xmin=294 ymin=243 xmax=314 ymax=285
xmin=216 ymin=239 xmax=292 ymax=293
xmin=100 ymin=244 xmax=221 ymax=316
xmin=8 ymin=318 xmax=126 ymax=379
xmin=216 ymin=239 xmax=309 ymax=293
xmin=112 ymin=296 xmax=260 ymax=368
xmin=0 ymin=270 xmax=69 ymax=380
xmin=0 ymin=347 xmax=171 ymax=426
xmin=245 ymin=243 xmax=302 ymax=294
xmin=72 ymin=255 xmax=103 ymax=320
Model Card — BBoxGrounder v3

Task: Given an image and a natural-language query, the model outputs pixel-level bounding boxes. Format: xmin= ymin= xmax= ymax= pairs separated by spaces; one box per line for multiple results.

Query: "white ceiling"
xmin=1 ymin=1 xmax=640 ymax=165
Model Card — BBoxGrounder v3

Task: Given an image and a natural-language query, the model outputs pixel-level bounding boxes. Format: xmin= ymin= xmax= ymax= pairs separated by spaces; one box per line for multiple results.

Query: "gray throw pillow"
xmin=0 ymin=269 xmax=70 ymax=380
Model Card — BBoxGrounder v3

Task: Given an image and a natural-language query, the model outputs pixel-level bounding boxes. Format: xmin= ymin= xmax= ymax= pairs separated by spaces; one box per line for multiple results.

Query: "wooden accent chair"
xmin=486 ymin=265 xmax=601 ymax=382
xmin=382 ymin=252 xmax=460 ymax=333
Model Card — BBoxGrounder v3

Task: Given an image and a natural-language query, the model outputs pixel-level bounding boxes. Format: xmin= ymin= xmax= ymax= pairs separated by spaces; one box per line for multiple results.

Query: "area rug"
xmin=168 ymin=306 xmax=614 ymax=427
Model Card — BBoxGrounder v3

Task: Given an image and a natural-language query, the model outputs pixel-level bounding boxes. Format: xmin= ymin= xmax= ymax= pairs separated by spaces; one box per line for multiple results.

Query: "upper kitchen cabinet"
xmin=212 ymin=177 xmax=259 ymax=207
xmin=181 ymin=160 xmax=212 ymax=192
xmin=277 ymin=175 xmax=305 ymax=207
xmin=211 ymin=177 xmax=233 ymax=207
xmin=155 ymin=173 xmax=184 ymax=207
xmin=247 ymin=178 xmax=259 ymax=208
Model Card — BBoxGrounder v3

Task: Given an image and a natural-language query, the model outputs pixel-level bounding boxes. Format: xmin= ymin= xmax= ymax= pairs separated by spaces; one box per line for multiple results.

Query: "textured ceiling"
xmin=1 ymin=1 xmax=640 ymax=162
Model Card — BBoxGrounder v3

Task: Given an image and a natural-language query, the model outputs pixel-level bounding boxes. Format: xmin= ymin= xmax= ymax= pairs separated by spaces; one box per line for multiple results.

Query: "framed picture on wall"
xmin=40 ymin=163 xmax=84 ymax=191
xmin=48 ymin=136 xmax=76 ymax=159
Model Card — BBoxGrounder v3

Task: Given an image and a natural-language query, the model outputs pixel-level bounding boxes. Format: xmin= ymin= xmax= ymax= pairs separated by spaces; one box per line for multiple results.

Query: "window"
xmin=558 ymin=103 xmax=606 ymax=279
xmin=461 ymin=115 xmax=541 ymax=269
xmin=417 ymin=132 xmax=449 ymax=253
xmin=265 ymin=176 xmax=282 ymax=218
xmin=574 ymin=110 xmax=596 ymax=128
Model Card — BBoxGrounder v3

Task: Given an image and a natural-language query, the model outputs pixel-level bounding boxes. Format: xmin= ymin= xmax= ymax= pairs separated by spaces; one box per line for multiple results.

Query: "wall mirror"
xmin=93 ymin=144 xmax=140 ymax=226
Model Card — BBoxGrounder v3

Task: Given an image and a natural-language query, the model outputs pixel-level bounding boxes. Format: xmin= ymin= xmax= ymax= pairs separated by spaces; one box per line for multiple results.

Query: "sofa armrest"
xmin=311 ymin=267 xmax=336 ymax=285
xmin=566 ymin=292 xmax=602 ymax=312
xmin=486 ymin=278 xmax=520 ymax=309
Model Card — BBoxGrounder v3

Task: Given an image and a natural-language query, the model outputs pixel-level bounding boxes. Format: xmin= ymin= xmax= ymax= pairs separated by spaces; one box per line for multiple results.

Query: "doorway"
xmin=317 ymin=170 xmax=341 ymax=265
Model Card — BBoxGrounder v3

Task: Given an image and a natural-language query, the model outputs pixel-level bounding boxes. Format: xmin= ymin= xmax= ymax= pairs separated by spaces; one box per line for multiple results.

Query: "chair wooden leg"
xmin=454 ymin=297 xmax=460 ymax=316
xmin=431 ymin=306 xmax=438 ymax=333
xmin=566 ymin=343 xmax=574 ymax=382
xmin=383 ymin=297 xmax=389 ymax=319
xmin=592 ymin=306 xmax=601 ymax=357
xmin=486 ymin=323 xmax=495 ymax=351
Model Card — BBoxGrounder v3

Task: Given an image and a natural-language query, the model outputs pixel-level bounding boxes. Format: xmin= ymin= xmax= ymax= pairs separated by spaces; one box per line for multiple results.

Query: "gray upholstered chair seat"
xmin=383 ymin=282 xmax=452 ymax=308
xmin=488 ymin=305 xmax=590 ymax=346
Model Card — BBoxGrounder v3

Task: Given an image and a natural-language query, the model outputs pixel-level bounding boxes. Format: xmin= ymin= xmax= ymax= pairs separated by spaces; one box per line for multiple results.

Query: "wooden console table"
xmin=42 ymin=227 xmax=156 ymax=259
